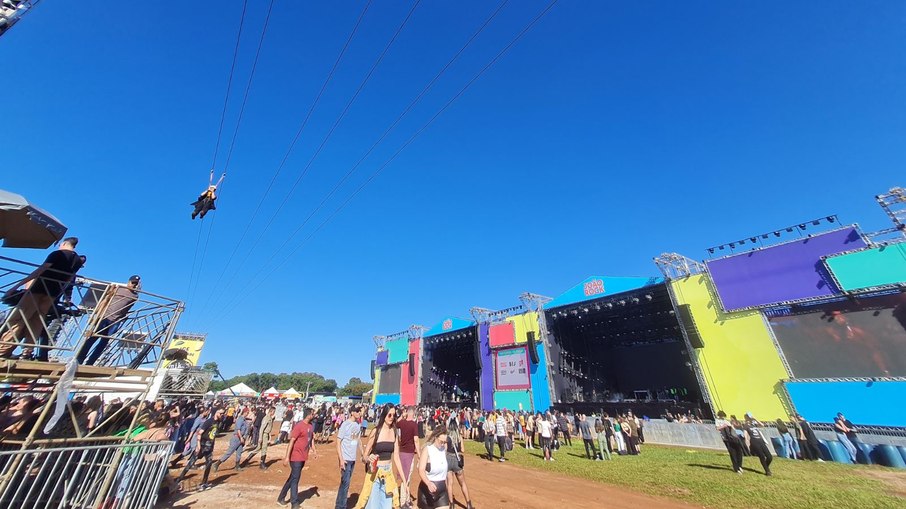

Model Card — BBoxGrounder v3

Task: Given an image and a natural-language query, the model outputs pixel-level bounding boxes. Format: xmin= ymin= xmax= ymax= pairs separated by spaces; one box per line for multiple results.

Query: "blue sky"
xmin=2 ymin=1 xmax=903 ymax=385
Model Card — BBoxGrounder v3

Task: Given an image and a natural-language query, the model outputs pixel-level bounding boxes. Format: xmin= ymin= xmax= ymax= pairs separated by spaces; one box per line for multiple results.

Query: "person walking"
xmin=176 ymin=408 xmax=221 ymax=491
xmin=525 ymin=411 xmax=536 ymax=449
xmin=743 ymin=415 xmax=773 ymax=476
xmin=397 ymin=406 xmax=420 ymax=508
xmin=445 ymin=418 xmax=474 ymax=509
xmin=482 ymin=413 xmax=496 ymax=461
xmin=279 ymin=408 xmax=316 ymax=509
xmin=354 ymin=404 xmax=404 ymax=509
xmin=334 ymin=405 xmax=363 ymax=509
xmin=494 ymin=411 xmax=508 ymax=462
xmin=716 ymin=411 xmax=745 ymax=474
xmin=214 ymin=407 xmax=249 ymax=472
xmin=833 ymin=412 xmax=859 ymax=463
xmin=417 ymin=425 xmax=450 ymax=509
xmin=247 ymin=406 xmax=276 ymax=470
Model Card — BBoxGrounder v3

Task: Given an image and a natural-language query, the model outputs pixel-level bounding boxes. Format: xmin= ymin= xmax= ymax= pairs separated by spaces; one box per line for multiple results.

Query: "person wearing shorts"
xmin=418 ymin=425 xmax=450 ymax=509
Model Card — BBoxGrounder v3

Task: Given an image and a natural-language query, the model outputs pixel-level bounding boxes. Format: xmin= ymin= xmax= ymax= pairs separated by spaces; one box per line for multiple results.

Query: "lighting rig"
xmin=706 ymin=215 xmax=840 ymax=256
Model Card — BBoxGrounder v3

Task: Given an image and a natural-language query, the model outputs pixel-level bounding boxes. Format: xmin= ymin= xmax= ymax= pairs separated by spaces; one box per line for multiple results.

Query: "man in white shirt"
xmin=537 ymin=414 xmax=553 ymax=461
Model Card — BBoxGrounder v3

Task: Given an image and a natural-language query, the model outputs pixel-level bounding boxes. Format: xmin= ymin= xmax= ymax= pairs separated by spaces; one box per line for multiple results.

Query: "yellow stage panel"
xmin=506 ymin=311 xmax=539 ymax=345
xmin=671 ymin=274 xmax=789 ymax=420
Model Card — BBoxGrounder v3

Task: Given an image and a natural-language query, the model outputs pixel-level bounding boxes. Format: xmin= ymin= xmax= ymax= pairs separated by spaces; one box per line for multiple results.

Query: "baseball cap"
xmin=129 ymin=275 xmax=141 ymax=283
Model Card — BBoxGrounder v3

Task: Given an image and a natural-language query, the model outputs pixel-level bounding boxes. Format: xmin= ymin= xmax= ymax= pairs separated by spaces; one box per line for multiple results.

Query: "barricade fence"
xmin=0 ymin=440 xmax=174 ymax=509
xmin=643 ymin=419 xmax=906 ymax=452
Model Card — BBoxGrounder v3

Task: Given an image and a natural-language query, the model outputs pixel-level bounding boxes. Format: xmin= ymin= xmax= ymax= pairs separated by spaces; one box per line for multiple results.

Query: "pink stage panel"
xmin=401 ymin=339 xmax=420 ymax=405
xmin=489 ymin=322 xmax=516 ymax=348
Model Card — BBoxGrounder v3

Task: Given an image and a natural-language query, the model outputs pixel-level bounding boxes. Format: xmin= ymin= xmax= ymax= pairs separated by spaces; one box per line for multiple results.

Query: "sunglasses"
xmin=387 ymin=413 xmax=397 ymax=419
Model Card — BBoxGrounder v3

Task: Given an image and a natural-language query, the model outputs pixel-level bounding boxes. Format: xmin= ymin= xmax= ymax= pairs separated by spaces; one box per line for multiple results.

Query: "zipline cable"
xmin=197 ymin=0 xmax=373 ymax=316
xmin=212 ymin=0 xmax=559 ymax=321
xmin=211 ymin=0 xmax=250 ymax=171
xmin=185 ymin=0 xmax=248 ymax=303
xmin=204 ymin=0 xmax=422 ymax=313
xmin=252 ymin=0 xmax=510 ymax=275
xmin=189 ymin=0 xmax=277 ymax=309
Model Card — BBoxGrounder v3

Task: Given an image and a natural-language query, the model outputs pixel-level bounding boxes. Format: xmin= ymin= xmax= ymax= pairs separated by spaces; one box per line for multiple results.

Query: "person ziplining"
xmin=191 ymin=171 xmax=226 ymax=220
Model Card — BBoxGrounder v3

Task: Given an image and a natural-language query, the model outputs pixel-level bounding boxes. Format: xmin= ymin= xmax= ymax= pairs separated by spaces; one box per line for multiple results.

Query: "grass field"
xmin=463 ymin=439 xmax=906 ymax=509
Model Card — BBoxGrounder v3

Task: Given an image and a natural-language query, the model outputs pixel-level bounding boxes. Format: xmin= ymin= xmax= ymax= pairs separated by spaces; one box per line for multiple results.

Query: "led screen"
xmin=378 ymin=365 xmax=402 ymax=394
xmin=768 ymin=292 xmax=906 ymax=378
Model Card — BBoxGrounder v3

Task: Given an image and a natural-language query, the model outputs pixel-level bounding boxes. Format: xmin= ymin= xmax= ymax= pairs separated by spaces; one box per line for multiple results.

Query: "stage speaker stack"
xmin=409 ymin=353 xmax=416 ymax=377
xmin=370 ymin=360 xmax=376 ymax=380
xmin=527 ymin=331 xmax=540 ymax=364
xmin=676 ymin=304 xmax=705 ymax=348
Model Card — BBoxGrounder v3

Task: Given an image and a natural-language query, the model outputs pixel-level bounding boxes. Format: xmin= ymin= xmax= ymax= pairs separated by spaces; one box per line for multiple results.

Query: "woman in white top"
xmin=418 ymin=425 xmax=450 ymax=509
xmin=537 ymin=413 xmax=553 ymax=462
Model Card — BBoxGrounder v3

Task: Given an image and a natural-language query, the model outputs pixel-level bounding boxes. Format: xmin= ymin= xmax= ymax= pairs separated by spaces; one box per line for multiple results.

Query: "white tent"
xmin=283 ymin=387 xmax=301 ymax=400
xmin=262 ymin=386 xmax=279 ymax=397
xmin=217 ymin=382 xmax=258 ymax=397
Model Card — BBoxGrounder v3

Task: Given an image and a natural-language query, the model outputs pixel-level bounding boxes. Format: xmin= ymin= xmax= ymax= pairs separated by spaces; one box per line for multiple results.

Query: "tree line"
xmin=205 ymin=362 xmax=372 ymax=397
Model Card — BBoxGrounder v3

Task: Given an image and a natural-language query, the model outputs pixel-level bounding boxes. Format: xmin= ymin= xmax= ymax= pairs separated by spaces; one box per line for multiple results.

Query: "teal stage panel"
xmin=494 ymin=390 xmax=532 ymax=412
xmin=386 ymin=337 xmax=409 ymax=364
xmin=826 ymin=243 xmax=906 ymax=291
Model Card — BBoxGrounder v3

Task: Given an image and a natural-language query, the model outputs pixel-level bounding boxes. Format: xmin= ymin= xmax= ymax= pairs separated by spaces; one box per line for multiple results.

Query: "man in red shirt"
xmin=396 ymin=406 xmax=419 ymax=507
xmin=279 ymin=408 xmax=315 ymax=509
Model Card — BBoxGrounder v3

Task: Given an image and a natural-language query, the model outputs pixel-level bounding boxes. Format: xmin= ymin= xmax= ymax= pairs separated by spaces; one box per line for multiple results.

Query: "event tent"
xmin=283 ymin=388 xmax=301 ymax=399
xmin=217 ymin=382 xmax=258 ymax=397
xmin=262 ymin=387 xmax=280 ymax=399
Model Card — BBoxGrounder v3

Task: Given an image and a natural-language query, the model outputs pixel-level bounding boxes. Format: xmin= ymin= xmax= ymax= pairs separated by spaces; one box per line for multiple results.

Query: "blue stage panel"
xmin=530 ymin=342 xmax=551 ymax=412
xmin=785 ymin=380 xmax=906 ymax=427
xmin=374 ymin=393 xmax=401 ymax=406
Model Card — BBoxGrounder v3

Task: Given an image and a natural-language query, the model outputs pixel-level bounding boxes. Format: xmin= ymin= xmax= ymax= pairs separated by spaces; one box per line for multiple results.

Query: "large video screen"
xmin=378 ymin=365 xmax=402 ymax=394
xmin=768 ymin=292 xmax=906 ymax=378
xmin=706 ymin=227 xmax=866 ymax=311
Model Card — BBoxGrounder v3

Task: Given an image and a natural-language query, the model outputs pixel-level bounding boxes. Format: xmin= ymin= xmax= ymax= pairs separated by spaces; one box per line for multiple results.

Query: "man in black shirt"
xmin=744 ymin=414 xmax=773 ymax=476
xmin=1 ymin=237 xmax=84 ymax=358
xmin=177 ymin=408 xmax=221 ymax=491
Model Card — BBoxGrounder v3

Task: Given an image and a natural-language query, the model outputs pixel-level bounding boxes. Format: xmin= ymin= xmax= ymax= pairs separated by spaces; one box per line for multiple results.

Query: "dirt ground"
xmin=162 ymin=433 xmax=698 ymax=509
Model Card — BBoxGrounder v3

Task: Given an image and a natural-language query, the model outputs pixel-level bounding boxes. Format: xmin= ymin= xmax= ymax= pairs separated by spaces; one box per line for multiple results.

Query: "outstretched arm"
xmin=214 ymin=173 xmax=226 ymax=189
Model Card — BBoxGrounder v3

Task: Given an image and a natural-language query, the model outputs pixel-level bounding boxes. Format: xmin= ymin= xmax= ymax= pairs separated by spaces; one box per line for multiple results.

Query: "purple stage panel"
xmin=375 ymin=350 xmax=389 ymax=366
xmin=479 ymin=323 xmax=494 ymax=411
xmin=706 ymin=227 xmax=866 ymax=311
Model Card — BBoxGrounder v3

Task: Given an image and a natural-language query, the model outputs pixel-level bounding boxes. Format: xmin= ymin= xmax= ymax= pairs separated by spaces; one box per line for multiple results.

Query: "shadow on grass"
xmin=687 ymin=463 xmax=766 ymax=474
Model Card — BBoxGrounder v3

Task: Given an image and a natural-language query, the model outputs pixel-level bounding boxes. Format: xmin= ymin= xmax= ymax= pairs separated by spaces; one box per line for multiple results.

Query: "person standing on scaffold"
xmin=191 ymin=170 xmax=225 ymax=219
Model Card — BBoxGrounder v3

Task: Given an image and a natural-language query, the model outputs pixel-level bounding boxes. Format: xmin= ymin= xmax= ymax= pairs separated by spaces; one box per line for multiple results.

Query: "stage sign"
xmin=163 ymin=333 xmax=205 ymax=368
xmin=495 ymin=346 xmax=531 ymax=390
xmin=706 ymin=226 xmax=866 ymax=311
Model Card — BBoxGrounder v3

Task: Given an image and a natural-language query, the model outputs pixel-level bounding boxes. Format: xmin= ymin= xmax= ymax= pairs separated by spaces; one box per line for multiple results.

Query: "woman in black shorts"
xmin=446 ymin=418 xmax=474 ymax=509
xmin=418 ymin=425 xmax=450 ymax=509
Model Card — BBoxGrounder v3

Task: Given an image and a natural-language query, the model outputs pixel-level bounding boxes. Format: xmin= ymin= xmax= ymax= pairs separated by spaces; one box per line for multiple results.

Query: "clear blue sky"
xmin=2 ymin=1 xmax=903 ymax=385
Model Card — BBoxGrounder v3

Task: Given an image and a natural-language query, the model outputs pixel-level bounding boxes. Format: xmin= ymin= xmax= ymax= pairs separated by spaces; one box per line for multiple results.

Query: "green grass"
xmin=464 ymin=439 xmax=906 ymax=509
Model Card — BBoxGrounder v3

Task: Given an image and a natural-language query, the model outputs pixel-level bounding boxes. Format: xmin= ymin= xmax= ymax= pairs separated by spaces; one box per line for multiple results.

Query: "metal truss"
xmin=469 ymin=307 xmax=496 ymax=324
xmin=654 ymin=252 xmax=706 ymax=280
xmin=866 ymin=186 xmax=906 ymax=241
xmin=157 ymin=367 xmax=215 ymax=397
xmin=0 ymin=0 xmax=41 ymax=38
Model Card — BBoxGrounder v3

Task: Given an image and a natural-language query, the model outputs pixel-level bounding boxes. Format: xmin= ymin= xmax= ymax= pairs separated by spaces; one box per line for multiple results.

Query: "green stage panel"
xmin=494 ymin=390 xmax=532 ymax=412
xmin=826 ymin=243 xmax=906 ymax=291
xmin=386 ymin=337 xmax=409 ymax=364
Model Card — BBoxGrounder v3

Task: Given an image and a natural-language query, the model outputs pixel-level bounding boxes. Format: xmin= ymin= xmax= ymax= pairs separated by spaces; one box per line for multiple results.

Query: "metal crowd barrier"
xmin=0 ymin=440 xmax=175 ymax=509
